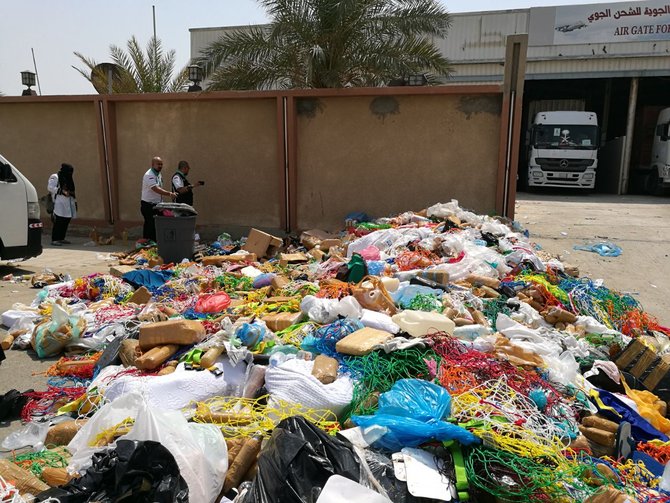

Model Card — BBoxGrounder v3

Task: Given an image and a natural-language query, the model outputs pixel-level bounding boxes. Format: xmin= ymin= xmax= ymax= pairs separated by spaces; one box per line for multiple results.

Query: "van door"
xmin=0 ymin=161 xmax=28 ymax=248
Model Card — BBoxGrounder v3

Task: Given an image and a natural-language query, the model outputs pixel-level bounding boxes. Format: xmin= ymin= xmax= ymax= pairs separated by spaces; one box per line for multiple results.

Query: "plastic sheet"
xmin=37 ymin=439 xmax=189 ymax=502
xmin=573 ymin=242 xmax=623 ymax=257
xmin=31 ymin=304 xmax=85 ymax=358
xmin=241 ymin=416 xmax=361 ymax=503
xmin=351 ymin=379 xmax=479 ymax=451
xmin=195 ymin=291 xmax=232 ymax=313
xmin=67 ymin=392 xmax=227 ymax=503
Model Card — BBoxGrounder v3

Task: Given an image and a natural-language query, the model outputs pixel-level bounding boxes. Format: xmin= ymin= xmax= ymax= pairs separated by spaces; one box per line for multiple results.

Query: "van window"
xmin=0 ymin=162 xmax=18 ymax=182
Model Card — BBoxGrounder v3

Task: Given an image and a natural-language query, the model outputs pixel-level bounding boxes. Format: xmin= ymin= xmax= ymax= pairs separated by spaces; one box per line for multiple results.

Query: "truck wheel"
xmin=645 ymin=170 xmax=664 ymax=196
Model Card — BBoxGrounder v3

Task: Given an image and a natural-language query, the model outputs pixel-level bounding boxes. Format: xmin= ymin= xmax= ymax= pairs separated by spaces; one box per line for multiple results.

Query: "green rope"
xmin=407 ymin=293 xmax=443 ymax=313
xmin=12 ymin=449 xmax=68 ymax=478
xmin=343 ymin=347 xmax=441 ymax=419
xmin=465 ymin=446 xmax=594 ymax=502
xmin=481 ymin=298 xmax=512 ymax=330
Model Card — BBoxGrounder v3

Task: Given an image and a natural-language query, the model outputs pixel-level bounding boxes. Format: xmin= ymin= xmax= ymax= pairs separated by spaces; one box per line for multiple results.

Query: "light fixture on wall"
xmin=21 ymin=70 xmax=37 ymax=96
xmin=188 ymin=65 xmax=203 ymax=92
xmin=406 ymin=74 xmax=428 ymax=86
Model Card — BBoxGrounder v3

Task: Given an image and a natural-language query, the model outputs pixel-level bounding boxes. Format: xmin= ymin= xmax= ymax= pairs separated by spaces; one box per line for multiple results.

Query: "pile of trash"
xmin=2 ymin=199 xmax=670 ymax=503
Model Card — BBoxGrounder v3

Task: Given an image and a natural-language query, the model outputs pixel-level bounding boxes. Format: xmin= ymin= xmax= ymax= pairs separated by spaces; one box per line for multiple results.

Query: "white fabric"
xmin=141 ymin=168 xmax=163 ymax=203
xmin=48 ymin=173 xmax=77 ymax=218
xmin=99 ymin=359 xmax=247 ymax=410
xmin=265 ymin=358 xmax=354 ymax=416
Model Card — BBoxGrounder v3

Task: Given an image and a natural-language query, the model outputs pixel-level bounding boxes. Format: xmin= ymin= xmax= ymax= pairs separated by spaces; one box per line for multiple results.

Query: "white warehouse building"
xmin=190 ymin=0 xmax=670 ymax=194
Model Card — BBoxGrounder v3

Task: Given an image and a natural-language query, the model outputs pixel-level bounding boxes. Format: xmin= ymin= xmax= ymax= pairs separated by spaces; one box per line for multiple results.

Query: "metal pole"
xmin=153 ymin=5 xmax=157 ymax=90
xmin=31 ymin=48 xmax=42 ymax=95
xmin=107 ymin=68 xmax=113 ymax=94
xmin=620 ymin=77 xmax=638 ymax=194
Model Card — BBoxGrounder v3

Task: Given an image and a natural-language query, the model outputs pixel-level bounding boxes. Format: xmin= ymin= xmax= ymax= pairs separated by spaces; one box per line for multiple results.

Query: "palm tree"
xmin=195 ymin=0 xmax=452 ymax=90
xmin=74 ymin=36 xmax=188 ymax=93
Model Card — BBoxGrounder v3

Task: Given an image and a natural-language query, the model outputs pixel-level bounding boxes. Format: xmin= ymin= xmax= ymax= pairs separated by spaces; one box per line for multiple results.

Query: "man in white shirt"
xmin=140 ymin=156 xmax=176 ymax=241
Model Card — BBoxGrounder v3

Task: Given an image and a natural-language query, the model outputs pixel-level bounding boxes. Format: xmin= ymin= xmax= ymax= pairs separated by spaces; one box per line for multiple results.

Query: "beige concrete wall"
xmin=294 ymin=94 xmax=502 ymax=231
xmin=114 ymin=98 xmax=282 ymax=230
xmin=0 ymin=101 xmax=105 ymax=220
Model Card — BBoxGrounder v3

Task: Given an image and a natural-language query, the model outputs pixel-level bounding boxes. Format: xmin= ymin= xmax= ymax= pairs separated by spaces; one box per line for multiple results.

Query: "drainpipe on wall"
xmin=619 ymin=76 xmax=638 ymax=194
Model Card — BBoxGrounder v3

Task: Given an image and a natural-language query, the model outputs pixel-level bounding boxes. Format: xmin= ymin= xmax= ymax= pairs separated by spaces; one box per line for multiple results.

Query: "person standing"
xmin=171 ymin=160 xmax=204 ymax=206
xmin=140 ymin=156 xmax=176 ymax=242
xmin=48 ymin=163 xmax=77 ymax=246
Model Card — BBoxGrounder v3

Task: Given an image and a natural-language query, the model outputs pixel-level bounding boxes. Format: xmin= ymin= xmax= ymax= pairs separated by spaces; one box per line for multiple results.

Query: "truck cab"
xmin=527 ymin=111 xmax=600 ymax=189
xmin=646 ymin=107 xmax=670 ymax=195
xmin=0 ymin=154 xmax=43 ymax=261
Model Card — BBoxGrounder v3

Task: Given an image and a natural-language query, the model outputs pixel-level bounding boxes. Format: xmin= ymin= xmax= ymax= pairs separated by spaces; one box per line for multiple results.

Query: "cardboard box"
xmin=308 ymin=248 xmax=326 ymax=261
xmin=615 ymin=338 xmax=670 ymax=401
xmin=109 ymin=265 xmax=137 ymax=278
xmin=128 ymin=286 xmax=152 ymax=305
xmin=300 ymin=229 xmax=342 ymax=251
xmin=271 ymin=275 xmax=290 ymax=292
xmin=139 ymin=319 xmax=206 ymax=350
xmin=279 ymin=252 xmax=309 ymax=267
xmin=242 ymin=228 xmax=283 ymax=258
xmin=262 ymin=312 xmax=304 ymax=331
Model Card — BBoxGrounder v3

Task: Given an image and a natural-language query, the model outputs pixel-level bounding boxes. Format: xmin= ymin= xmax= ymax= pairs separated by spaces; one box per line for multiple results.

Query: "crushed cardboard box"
xmin=242 ymin=228 xmax=283 ymax=258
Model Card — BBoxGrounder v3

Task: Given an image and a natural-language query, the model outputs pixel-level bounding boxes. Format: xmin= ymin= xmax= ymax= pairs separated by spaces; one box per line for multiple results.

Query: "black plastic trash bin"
xmin=154 ymin=203 xmax=197 ymax=264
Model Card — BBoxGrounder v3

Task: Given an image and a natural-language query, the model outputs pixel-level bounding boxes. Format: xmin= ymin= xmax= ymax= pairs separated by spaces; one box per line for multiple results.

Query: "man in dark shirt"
xmin=171 ymin=160 xmax=203 ymax=206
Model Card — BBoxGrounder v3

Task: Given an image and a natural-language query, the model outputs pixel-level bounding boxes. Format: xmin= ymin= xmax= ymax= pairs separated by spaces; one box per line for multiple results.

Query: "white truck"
xmin=644 ymin=107 xmax=670 ymax=196
xmin=0 ymin=154 xmax=43 ymax=261
xmin=527 ymin=111 xmax=599 ymax=189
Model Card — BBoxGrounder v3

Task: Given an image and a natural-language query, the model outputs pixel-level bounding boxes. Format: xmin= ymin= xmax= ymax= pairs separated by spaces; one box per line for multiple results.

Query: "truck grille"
xmin=535 ymin=158 xmax=594 ymax=172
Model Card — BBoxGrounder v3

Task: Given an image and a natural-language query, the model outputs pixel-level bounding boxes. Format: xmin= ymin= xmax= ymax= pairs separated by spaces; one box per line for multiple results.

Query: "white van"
xmin=0 ymin=154 xmax=43 ymax=260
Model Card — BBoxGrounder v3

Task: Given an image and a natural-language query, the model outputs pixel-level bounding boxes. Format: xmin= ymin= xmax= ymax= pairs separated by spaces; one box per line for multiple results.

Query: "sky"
xmin=1 ymin=0 xmax=619 ymax=96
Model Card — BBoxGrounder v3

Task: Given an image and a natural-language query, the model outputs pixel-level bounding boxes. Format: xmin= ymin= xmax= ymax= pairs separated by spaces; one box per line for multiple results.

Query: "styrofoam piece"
xmin=392 ymin=452 xmax=407 ymax=482
xmin=316 ymin=475 xmax=391 ymax=503
xmin=401 ymin=447 xmax=453 ymax=501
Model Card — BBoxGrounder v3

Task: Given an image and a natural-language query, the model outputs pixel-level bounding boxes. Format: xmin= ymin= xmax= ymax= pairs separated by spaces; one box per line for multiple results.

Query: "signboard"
xmin=554 ymin=1 xmax=670 ymax=44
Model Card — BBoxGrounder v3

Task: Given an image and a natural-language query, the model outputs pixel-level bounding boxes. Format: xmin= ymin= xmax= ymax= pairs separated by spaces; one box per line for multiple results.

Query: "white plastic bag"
xmin=68 ymin=392 xmax=227 ymax=503
xmin=300 ymin=295 xmax=362 ymax=324
xmin=265 ymin=358 xmax=354 ymax=416
xmin=1 ymin=421 xmax=49 ymax=451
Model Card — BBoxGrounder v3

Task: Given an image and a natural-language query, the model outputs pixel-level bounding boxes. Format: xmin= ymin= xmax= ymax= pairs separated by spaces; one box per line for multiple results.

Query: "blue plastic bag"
xmin=573 ymin=242 xmax=622 ymax=257
xmin=351 ymin=379 xmax=479 ymax=451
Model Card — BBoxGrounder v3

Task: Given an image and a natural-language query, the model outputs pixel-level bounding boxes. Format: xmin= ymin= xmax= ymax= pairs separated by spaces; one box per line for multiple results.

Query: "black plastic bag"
xmin=0 ymin=389 xmax=32 ymax=421
xmin=36 ymin=439 xmax=188 ymax=503
xmin=242 ymin=416 xmax=361 ymax=503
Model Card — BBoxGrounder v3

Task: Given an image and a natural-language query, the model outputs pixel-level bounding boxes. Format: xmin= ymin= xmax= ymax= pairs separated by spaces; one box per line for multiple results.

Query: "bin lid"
xmin=155 ymin=202 xmax=198 ymax=216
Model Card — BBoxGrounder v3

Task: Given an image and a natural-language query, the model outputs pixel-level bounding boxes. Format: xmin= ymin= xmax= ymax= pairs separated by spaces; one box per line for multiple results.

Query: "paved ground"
xmin=1 ymin=193 xmax=669 ymax=440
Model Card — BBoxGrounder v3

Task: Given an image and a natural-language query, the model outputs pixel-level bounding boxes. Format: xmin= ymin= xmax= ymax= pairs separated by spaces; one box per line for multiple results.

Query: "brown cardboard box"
xmin=109 ymin=265 xmax=137 ymax=278
xmin=308 ymin=248 xmax=326 ymax=261
xmin=335 ymin=327 xmax=394 ymax=356
xmin=262 ymin=312 xmax=304 ymax=331
xmin=139 ymin=319 xmax=206 ymax=350
xmin=300 ymin=229 xmax=342 ymax=251
xmin=279 ymin=252 xmax=309 ymax=267
xmin=271 ymin=275 xmax=290 ymax=292
xmin=128 ymin=286 xmax=152 ymax=305
xmin=242 ymin=228 xmax=283 ymax=258
xmin=615 ymin=338 xmax=670 ymax=401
